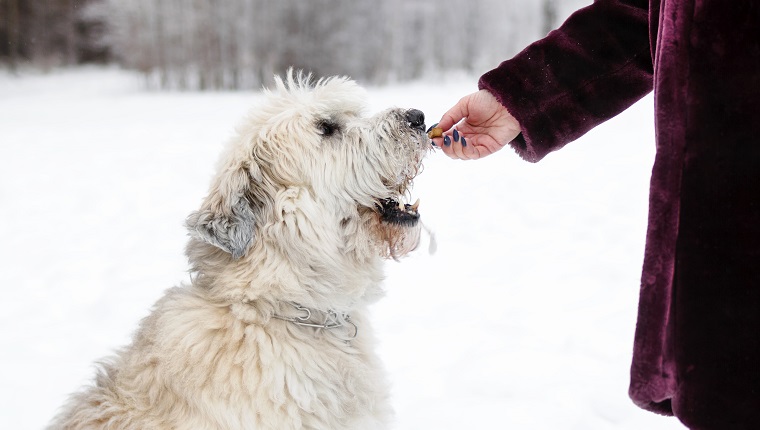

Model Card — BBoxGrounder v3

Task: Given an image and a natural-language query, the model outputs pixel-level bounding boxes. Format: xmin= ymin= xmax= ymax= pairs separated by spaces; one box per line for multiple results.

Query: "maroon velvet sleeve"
xmin=479 ymin=0 xmax=653 ymax=162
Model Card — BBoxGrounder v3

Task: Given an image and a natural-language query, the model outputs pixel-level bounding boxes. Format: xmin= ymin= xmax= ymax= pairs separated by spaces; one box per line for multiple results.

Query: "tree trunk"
xmin=6 ymin=0 xmax=20 ymax=70
xmin=542 ymin=0 xmax=558 ymax=36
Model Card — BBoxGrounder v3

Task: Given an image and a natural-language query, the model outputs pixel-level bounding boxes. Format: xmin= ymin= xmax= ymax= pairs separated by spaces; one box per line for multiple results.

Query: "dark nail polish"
xmin=461 ymin=136 xmax=467 ymax=147
xmin=453 ymin=129 xmax=460 ymax=142
xmin=430 ymin=140 xmax=437 ymax=147
xmin=426 ymin=122 xmax=439 ymax=133
xmin=444 ymin=135 xmax=451 ymax=146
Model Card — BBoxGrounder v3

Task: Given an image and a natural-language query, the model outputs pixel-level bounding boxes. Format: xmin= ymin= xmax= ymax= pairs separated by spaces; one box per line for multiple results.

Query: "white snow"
xmin=0 ymin=67 xmax=684 ymax=429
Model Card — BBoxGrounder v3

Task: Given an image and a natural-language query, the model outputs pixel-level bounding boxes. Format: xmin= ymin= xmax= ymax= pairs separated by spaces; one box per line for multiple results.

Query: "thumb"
xmin=437 ymin=94 xmax=473 ymax=131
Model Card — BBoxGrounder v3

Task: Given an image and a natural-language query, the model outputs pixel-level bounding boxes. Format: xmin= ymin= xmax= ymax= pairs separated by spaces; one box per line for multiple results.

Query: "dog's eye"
xmin=318 ymin=120 xmax=340 ymax=138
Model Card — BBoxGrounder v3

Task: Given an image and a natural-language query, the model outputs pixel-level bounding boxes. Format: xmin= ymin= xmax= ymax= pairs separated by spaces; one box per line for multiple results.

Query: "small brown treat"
xmin=427 ymin=127 xmax=443 ymax=139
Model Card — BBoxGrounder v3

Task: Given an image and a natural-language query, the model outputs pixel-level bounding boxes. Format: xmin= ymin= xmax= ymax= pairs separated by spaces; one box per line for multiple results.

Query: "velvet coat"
xmin=478 ymin=0 xmax=760 ymax=428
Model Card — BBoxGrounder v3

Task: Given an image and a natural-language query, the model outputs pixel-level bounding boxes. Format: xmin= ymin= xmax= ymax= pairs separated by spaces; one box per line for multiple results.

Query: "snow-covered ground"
xmin=0 ymin=68 xmax=684 ymax=429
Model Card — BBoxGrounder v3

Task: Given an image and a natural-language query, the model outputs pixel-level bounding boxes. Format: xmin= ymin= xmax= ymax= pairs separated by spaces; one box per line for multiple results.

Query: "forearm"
xmin=479 ymin=0 xmax=653 ymax=162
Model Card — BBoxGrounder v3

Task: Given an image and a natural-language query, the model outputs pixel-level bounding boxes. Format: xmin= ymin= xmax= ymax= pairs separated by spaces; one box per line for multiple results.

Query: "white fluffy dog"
xmin=48 ymin=72 xmax=431 ymax=430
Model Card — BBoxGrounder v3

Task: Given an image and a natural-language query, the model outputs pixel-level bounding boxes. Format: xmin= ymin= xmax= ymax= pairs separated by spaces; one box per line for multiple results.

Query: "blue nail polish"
xmin=444 ymin=135 xmax=451 ymax=146
xmin=430 ymin=140 xmax=436 ymax=147
xmin=453 ymin=129 xmax=459 ymax=142
xmin=426 ymin=122 xmax=439 ymax=133
xmin=461 ymin=136 xmax=467 ymax=147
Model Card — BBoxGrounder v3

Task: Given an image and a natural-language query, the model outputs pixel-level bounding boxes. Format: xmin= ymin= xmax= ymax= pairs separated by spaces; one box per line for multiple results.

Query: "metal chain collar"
xmin=272 ymin=302 xmax=358 ymax=340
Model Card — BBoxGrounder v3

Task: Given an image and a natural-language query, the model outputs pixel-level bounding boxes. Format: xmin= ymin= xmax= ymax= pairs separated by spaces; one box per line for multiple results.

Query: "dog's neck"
xmin=193 ymin=242 xmax=385 ymax=315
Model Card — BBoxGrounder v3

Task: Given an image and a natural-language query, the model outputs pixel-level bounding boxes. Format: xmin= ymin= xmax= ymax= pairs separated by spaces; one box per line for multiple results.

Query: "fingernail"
xmin=461 ymin=136 xmax=467 ymax=147
xmin=430 ymin=140 xmax=437 ymax=148
xmin=444 ymin=135 xmax=451 ymax=146
xmin=453 ymin=129 xmax=460 ymax=142
xmin=426 ymin=122 xmax=439 ymax=133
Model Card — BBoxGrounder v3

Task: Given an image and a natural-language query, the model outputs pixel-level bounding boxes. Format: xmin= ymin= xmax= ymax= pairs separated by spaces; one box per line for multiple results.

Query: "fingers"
xmin=431 ymin=90 xmax=512 ymax=160
xmin=431 ymin=94 xmax=476 ymax=160
xmin=433 ymin=128 xmax=481 ymax=160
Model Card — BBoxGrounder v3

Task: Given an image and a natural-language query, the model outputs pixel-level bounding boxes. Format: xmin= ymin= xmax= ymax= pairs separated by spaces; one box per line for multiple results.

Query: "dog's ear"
xmin=185 ymin=162 xmax=261 ymax=259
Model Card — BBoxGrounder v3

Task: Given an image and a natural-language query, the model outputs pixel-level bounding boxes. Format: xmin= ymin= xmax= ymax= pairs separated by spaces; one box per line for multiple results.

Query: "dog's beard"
xmin=360 ymin=206 xmax=422 ymax=259
xmin=365 ymin=169 xmax=425 ymax=258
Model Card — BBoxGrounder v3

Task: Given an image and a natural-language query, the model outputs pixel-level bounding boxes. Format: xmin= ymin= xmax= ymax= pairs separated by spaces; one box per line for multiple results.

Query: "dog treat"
xmin=427 ymin=127 xmax=443 ymax=139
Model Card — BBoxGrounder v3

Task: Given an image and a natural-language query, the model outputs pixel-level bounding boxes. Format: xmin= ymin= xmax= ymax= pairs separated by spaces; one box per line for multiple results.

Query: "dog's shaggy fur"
xmin=48 ymin=73 xmax=430 ymax=430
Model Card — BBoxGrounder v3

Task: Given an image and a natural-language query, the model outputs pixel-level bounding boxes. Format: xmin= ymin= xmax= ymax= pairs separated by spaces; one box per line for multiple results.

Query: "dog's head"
xmin=186 ymin=72 xmax=430 ymax=267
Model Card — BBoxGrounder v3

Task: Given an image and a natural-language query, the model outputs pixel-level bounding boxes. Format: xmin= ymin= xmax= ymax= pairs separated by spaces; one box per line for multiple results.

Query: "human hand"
xmin=432 ymin=90 xmax=521 ymax=160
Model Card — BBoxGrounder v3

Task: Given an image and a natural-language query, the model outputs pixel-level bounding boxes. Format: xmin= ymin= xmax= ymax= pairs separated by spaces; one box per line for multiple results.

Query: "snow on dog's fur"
xmin=48 ymin=72 xmax=431 ymax=430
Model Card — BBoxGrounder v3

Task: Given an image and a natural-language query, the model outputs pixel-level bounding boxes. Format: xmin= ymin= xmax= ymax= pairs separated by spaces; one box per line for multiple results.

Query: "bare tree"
xmin=542 ymin=0 xmax=558 ymax=35
xmin=91 ymin=0 xmax=591 ymax=90
xmin=2 ymin=0 xmax=595 ymax=83
xmin=0 ymin=0 xmax=106 ymax=69
xmin=2 ymin=0 xmax=21 ymax=70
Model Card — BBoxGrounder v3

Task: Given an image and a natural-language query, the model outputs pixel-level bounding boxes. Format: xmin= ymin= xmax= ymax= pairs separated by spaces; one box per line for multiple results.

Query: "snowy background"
xmin=0 ymin=67 xmax=685 ymax=429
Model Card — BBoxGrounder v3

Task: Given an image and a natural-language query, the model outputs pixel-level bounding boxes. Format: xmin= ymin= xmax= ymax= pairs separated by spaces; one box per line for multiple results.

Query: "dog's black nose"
xmin=405 ymin=109 xmax=425 ymax=131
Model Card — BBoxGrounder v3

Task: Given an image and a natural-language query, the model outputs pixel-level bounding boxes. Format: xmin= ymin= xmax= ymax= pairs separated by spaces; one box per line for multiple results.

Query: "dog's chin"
xmin=375 ymin=196 xmax=420 ymax=227
xmin=353 ymin=194 xmax=422 ymax=259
